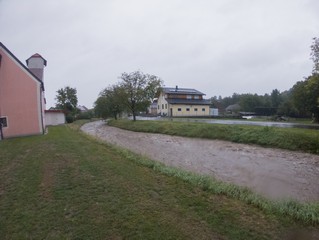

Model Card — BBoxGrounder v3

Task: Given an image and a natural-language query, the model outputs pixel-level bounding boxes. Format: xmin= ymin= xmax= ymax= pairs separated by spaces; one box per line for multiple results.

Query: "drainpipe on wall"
xmin=39 ymin=89 xmax=45 ymax=134
xmin=0 ymin=122 xmax=3 ymax=140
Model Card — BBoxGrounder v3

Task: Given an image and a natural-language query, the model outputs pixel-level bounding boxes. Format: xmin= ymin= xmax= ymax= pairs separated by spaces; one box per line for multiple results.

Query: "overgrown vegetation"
xmin=1 ymin=124 xmax=318 ymax=239
xmin=108 ymin=119 xmax=319 ymax=154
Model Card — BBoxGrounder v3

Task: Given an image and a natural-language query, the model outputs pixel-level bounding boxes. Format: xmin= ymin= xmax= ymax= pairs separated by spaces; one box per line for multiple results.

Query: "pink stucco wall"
xmin=0 ymin=47 xmax=44 ymax=138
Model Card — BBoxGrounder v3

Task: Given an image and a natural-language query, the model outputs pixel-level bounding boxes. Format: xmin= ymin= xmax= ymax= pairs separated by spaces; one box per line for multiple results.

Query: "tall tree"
xmin=55 ymin=86 xmax=78 ymax=121
xmin=270 ymin=89 xmax=282 ymax=108
xmin=94 ymin=85 xmax=123 ymax=119
xmin=118 ymin=71 xmax=163 ymax=121
xmin=305 ymin=74 xmax=319 ymax=122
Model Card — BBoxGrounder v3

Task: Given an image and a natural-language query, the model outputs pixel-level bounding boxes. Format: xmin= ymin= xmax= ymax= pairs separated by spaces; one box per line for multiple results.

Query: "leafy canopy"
xmin=118 ymin=71 xmax=163 ymax=121
xmin=55 ymin=86 xmax=78 ymax=113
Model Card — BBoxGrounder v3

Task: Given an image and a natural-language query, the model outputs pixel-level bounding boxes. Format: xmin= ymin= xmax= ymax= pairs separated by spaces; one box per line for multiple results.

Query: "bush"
xmin=65 ymin=114 xmax=75 ymax=123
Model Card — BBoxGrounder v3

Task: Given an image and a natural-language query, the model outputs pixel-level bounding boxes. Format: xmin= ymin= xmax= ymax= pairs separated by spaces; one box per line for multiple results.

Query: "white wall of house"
xmin=45 ymin=112 xmax=65 ymax=126
xmin=157 ymin=92 xmax=169 ymax=116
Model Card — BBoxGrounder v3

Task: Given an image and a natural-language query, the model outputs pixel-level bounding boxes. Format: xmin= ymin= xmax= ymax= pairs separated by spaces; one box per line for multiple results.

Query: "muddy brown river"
xmin=81 ymin=121 xmax=319 ymax=202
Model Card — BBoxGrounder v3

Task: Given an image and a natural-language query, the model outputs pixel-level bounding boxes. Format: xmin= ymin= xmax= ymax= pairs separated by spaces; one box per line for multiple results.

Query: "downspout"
xmin=39 ymin=83 xmax=45 ymax=134
xmin=0 ymin=54 xmax=3 ymax=140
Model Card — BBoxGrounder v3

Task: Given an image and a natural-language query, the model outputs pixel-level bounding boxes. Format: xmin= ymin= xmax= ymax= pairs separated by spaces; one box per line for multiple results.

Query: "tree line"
xmin=211 ymin=37 xmax=319 ymax=122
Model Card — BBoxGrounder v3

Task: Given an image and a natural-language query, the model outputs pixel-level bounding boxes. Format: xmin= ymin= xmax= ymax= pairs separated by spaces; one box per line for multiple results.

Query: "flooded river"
xmin=82 ymin=121 xmax=319 ymax=202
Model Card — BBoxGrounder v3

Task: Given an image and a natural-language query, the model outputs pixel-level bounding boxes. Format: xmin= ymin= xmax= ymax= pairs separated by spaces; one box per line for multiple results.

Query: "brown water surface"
xmin=81 ymin=121 xmax=319 ymax=202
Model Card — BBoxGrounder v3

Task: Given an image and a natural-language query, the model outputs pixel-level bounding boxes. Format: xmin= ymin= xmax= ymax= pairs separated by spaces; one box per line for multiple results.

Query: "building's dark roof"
xmin=163 ymin=87 xmax=205 ymax=95
xmin=0 ymin=42 xmax=45 ymax=90
xmin=166 ymin=99 xmax=211 ymax=105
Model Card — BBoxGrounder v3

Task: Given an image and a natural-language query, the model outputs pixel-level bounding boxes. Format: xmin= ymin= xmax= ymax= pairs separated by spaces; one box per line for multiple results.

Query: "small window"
xmin=194 ymin=95 xmax=199 ymax=99
xmin=165 ymin=104 xmax=167 ymax=109
xmin=0 ymin=117 xmax=8 ymax=127
xmin=194 ymin=108 xmax=198 ymax=111
xmin=202 ymin=108 xmax=206 ymax=112
xmin=186 ymin=95 xmax=192 ymax=99
xmin=186 ymin=108 xmax=190 ymax=111
xmin=158 ymin=105 xmax=160 ymax=109
xmin=162 ymin=104 xmax=164 ymax=109
xmin=178 ymin=108 xmax=182 ymax=111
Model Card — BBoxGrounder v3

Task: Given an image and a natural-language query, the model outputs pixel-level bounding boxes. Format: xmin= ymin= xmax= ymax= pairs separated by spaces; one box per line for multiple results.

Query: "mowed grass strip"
xmin=0 ymin=125 xmax=317 ymax=239
xmin=108 ymin=119 xmax=319 ymax=154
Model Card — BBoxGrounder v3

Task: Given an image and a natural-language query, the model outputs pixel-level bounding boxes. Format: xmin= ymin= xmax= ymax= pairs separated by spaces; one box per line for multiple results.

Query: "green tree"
xmin=118 ymin=71 xmax=163 ymax=121
xmin=291 ymin=80 xmax=309 ymax=117
xmin=94 ymin=85 xmax=123 ymax=119
xmin=305 ymin=74 xmax=319 ymax=122
xmin=270 ymin=89 xmax=282 ymax=108
xmin=239 ymin=94 xmax=264 ymax=112
xmin=291 ymin=75 xmax=319 ymax=121
xmin=277 ymin=90 xmax=298 ymax=117
xmin=55 ymin=86 xmax=78 ymax=122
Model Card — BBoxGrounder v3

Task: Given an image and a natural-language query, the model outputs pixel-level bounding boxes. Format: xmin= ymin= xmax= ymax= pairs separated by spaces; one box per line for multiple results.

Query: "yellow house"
xmin=157 ymin=86 xmax=211 ymax=117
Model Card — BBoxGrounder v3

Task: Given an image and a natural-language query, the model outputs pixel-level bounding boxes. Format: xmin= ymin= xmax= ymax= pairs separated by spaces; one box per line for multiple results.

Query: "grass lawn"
xmin=0 ymin=123 xmax=318 ymax=239
xmin=108 ymin=119 xmax=319 ymax=154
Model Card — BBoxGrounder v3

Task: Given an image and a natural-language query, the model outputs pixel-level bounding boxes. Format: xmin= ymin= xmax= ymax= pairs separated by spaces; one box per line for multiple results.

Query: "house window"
xmin=186 ymin=95 xmax=192 ymax=99
xmin=162 ymin=104 xmax=164 ymax=109
xmin=194 ymin=95 xmax=199 ymax=99
xmin=158 ymin=105 xmax=160 ymax=109
xmin=186 ymin=108 xmax=190 ymax=111
xmin=202 ymin=108 xmax=206 ymax=112
xmin=165 ymin=104 xmax=167 ymax=109
xmin=194 ymin=108 xmax=198 ymax=111
xmin=0 ymin=117 xmax=8 ymax=128
xmin=178 ymin=108 xmax=181 ymax=111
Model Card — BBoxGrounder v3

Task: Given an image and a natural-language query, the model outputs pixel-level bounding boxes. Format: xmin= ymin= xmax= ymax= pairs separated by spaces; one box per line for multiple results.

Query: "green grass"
xmin=0 ymin=124 xmax=318 ymax=239
xmin=108 ymin=119 xmax=319 ymax=154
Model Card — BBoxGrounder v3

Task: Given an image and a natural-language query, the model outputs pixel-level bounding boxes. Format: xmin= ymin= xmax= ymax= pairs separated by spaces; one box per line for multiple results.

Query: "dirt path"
xmin=81 ymin=121 xmax=319 ymax=202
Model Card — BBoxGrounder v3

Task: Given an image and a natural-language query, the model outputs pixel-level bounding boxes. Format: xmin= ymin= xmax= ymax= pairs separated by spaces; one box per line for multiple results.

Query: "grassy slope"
xmin=0 ymin=124 xmax=318 ymax=239
xmin=108 ymin=119 xmax=319 ymax=154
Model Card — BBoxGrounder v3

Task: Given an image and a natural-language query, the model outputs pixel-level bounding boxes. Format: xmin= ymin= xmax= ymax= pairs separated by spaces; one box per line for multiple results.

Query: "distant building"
xmin=45 ymin=110 xmax=65 ymax=126
xmin=0 ymin=42 xmax=47 ymax=139
xmin=77 ymin=105 xmax=89 ymax=112
xmin=148 ymin=98 xmax=158 ymax=115
xmin=225 ymin=104 xmax=241 ymax=115
xmin=157 ymin=86 xmax=211 ymax=117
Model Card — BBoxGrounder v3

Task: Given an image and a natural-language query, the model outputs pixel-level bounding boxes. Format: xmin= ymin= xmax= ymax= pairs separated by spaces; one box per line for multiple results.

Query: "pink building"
xmin=0 ymin=42 xmax=47 ymax=139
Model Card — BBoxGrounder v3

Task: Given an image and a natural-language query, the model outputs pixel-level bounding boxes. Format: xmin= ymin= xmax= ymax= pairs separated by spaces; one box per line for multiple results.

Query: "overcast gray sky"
xmin=1 ymin=0 xmax=318 ymax=108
